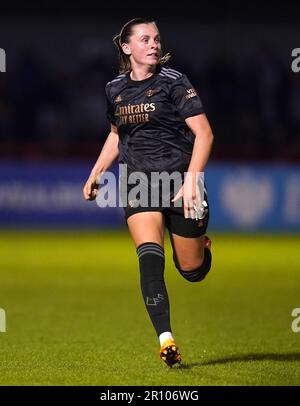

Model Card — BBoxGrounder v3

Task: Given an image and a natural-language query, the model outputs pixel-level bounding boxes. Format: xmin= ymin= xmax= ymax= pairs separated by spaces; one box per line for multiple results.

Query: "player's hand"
xmin=83 ymin=173 xmax=100 ymax=201
xmin=172 ymin=173 xmax=203 ymax=220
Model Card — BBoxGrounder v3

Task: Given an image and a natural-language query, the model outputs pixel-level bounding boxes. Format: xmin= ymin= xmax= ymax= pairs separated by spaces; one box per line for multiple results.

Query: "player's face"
xmin=124 ymin=23 xmax=161 ymax=67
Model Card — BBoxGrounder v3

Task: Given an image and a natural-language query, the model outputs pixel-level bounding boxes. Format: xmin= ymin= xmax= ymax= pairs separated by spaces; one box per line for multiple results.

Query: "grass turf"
xmin=0 ymin=231 xmax=300 ymax=386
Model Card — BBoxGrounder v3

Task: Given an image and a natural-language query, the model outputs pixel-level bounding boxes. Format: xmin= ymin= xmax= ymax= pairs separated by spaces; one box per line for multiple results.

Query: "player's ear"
xmin=121 ymin=43 xmax=131 ymax=56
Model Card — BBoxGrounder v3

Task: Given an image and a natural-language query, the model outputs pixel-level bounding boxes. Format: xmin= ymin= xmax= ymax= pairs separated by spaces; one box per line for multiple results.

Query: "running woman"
xmin=83 ymin=17 xmax=214 ymax=367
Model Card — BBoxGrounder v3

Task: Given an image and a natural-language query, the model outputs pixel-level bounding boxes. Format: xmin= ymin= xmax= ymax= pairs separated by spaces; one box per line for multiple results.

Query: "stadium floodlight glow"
xmin=0 ymin=48 xmax=6 ymax=72
xmin=0 ymin=308 xmax=6 ymax=332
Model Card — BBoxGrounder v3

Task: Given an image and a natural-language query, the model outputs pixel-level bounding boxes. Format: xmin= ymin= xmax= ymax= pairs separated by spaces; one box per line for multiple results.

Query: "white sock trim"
xmin=159 ymin=331 xmax=174 ymax=346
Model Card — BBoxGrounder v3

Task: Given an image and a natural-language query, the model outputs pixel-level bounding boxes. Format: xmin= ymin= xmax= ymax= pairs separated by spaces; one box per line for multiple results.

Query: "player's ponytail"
xmin=113 ymin=18 xmax=171 ymax=74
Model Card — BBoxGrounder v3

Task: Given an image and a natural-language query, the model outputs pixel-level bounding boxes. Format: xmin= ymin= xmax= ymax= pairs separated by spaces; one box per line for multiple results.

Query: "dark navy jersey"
xmin=105 ymin=65 xmax=204 ymax=173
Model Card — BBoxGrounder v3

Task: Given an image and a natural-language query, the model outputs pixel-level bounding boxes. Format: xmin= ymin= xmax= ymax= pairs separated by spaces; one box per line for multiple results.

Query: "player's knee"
xmin=175 ymin=257 xmax=204 ymax=272
xmin=175 ymin=249 xmax=212 ymax=283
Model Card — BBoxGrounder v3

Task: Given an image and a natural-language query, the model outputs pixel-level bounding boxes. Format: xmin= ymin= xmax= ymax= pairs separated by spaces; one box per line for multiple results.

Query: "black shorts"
xmin=122 ymin=175 xmax=210 ymax=238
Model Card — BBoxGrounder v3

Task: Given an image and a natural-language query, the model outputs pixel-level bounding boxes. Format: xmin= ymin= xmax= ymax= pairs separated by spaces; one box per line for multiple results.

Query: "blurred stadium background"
xmin=0 ymin=1 xmax=300 ymax=386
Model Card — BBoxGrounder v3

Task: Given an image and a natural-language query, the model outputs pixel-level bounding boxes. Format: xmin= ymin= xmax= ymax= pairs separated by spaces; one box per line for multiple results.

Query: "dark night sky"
xmin=0 ymin=1 xmax=299 ymax=21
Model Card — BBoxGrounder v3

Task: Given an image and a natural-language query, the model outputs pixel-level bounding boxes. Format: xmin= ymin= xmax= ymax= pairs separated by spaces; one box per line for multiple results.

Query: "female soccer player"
xmin=83 ymin=18 xmax=214 ymax=367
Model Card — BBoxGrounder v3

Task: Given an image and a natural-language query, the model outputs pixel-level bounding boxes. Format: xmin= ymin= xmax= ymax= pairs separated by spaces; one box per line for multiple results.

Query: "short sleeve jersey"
xmin=105 ymin=65 xmax=204 ymax=174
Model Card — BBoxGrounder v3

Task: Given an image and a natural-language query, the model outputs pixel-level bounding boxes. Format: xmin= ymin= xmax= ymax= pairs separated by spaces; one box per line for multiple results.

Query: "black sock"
xmin=178 ymin=248 xmax=212 ymax=282
xmin=137 ymin=242 xmax=171 ymax=337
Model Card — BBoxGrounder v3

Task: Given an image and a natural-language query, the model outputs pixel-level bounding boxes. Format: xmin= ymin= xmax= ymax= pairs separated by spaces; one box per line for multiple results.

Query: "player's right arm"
xmin=83 ymin=124 xmax=119 ymax=201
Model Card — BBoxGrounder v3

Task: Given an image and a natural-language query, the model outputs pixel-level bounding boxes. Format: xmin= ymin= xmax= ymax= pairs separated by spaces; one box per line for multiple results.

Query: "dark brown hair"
xmin=113 ymin=17 xmax=171 ymax=73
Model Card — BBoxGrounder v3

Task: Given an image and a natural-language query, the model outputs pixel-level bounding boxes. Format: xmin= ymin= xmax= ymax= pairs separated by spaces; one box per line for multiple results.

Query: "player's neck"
xmin=130 ymin=65 xmax=156 ymax=81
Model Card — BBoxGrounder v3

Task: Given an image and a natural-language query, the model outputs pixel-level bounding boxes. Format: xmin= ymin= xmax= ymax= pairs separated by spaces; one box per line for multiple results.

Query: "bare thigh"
xmin=127 ymin=211 xmax=165 ymax=248
xmin=170 ymin=233 xmax=205 ymax=271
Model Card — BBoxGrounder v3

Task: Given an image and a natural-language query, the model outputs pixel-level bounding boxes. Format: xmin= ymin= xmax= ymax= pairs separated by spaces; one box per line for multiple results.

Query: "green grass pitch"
xmin=0 ymin=230 xmax=300 ymax=386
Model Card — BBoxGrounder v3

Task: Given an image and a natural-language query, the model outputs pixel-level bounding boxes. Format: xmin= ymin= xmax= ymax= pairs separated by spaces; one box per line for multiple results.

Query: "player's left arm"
xmin=185 ymin=113 xmax=214 ymax=173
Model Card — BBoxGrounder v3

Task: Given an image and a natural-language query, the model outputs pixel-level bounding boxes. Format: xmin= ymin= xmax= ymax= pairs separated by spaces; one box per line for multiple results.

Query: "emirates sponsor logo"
xmin=115 ymin=102 xmax=156 ymax=125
